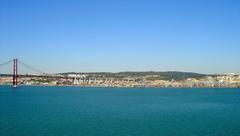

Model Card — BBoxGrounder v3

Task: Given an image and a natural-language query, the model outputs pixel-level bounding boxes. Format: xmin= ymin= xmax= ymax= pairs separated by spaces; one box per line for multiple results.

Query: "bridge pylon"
xmin=13 ymin=58 xmax=18 ymax=87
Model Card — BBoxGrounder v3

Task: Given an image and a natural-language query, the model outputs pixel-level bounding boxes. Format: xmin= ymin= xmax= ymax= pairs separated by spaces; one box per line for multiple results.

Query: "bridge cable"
xmin=0 ymin=60 xmax=12 ymax=67
xmin=18 ymin=60 xmax=48 ymax=75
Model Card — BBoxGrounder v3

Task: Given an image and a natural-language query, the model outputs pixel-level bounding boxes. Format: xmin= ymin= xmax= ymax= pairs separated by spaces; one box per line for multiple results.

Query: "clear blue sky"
xmin=0 ymin=0 xmax=240 ymax=74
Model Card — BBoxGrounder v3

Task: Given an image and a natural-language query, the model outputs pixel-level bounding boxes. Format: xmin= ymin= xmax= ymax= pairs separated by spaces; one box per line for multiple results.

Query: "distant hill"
xmin=60 ymin=71 xmax=207 ymax=81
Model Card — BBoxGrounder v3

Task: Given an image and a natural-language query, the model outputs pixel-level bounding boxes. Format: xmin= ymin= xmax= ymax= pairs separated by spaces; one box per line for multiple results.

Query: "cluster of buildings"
xmin=0 ymin=73 xmax=240 ymax=88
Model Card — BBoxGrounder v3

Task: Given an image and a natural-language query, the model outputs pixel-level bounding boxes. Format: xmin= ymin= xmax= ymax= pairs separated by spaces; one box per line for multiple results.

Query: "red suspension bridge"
xmin=0 ymin=58 xmax=63 ymax=87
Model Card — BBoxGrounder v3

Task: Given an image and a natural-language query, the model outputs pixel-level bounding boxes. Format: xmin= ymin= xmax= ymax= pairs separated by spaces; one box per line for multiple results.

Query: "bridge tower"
xmin=13 ymin=58 xmax=18 ymax=87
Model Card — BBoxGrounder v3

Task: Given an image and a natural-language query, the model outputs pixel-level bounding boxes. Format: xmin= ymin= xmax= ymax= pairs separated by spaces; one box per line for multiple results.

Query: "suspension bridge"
xmin=0 ymin=58 xmax=64 ymax=87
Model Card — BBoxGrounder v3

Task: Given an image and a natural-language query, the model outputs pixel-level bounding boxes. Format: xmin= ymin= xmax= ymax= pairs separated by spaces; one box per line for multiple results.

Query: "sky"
xmin=0 ymin=0 xmax=240 ymax=74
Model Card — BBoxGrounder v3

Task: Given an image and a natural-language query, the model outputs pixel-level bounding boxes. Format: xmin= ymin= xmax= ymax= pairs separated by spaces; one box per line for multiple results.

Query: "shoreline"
xmin=0 ymin=84 xmax=239 ymax=89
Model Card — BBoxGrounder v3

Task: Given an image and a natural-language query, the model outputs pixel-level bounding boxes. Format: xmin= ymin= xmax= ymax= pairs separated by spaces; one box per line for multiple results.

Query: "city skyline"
xmin=1 ymin=0 xmax=240 ymax=74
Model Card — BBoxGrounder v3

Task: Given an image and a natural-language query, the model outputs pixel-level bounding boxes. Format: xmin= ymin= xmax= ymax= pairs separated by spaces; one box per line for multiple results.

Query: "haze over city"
xmin=1 ymin=0 xmax=240 ymax=74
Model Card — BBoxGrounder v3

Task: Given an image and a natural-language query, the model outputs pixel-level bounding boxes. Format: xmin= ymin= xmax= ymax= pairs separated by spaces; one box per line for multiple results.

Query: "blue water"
xmin=0 ymin=86 xmax=240 ymax=136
